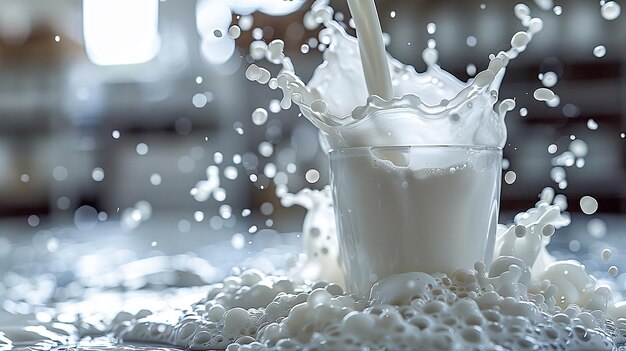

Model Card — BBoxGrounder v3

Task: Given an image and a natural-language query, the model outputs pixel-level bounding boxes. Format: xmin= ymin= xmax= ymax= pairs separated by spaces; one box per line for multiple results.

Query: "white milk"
xmin=330 ymin=145 xmax=501 ymax=295
xmin=345 ymin=0 xmax=392 ymax=100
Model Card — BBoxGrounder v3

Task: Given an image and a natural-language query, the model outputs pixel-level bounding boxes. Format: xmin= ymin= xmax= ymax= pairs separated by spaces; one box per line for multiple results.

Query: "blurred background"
xmin=0 ymin=0 xmax=624 ymax=265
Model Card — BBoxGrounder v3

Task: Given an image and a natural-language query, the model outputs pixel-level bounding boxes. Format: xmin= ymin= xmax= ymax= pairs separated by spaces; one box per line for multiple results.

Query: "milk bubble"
xmin=601 ymin=249 xmax=613 ymax=261
xmin=609 ymin=266 xmax=619 ymax=276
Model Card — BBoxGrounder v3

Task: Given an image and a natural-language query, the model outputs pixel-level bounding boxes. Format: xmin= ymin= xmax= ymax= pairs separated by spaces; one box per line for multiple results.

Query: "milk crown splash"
xmin=249 ymin=1 xmax=542 ymax=149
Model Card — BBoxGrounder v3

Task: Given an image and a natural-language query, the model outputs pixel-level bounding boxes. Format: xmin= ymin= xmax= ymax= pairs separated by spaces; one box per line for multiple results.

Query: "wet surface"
xmin=0 ymin=214 xmax=624 ymax=350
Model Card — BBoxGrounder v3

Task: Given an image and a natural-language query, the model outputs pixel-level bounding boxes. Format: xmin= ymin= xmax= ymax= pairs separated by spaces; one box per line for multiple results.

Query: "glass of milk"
xmin=329 ymin=144 xmax=502 ymax=296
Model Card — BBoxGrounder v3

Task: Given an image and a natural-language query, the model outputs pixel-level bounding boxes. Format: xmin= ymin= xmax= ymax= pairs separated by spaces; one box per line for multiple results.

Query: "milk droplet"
xmin=195 ymin=76 xmax=203 ymax=84
xmin=390 ymin=10 xmax=396 ymax=18
xmin=546 ymin=94 xmax=560 ymax=107
xmin=305 ymin=169 xmax=320 ymax=183
xmin=466 ymin=63 xmax=477 ymax=76
xmin=553 ymin=5 xmax=562 ymax=15
xmin=587 ymin=119 xmax=599 ymax=130
xmin=228 ymin=25 xmax=241 ymax=39
xmin=528 ymin=18 xmax=543 ymax=34
xmin=219 ymin=204 xmax=232 ymax=219
xmin=580 ymin=196 xmax=598 ymax=215
xmin=422 ymin=48 xmax=438 ymax=66
xmin=520 ymin=107 xmax=528 ymax=117
xmin=588 ymin=218 xmax=607 ymax=238
xmin=112 ymin=130 xmax=121 ymax=139
xmin=252 ymin=108 xmax=269 ymax=126
xmin=238 ymin=15 xmax=253 ymax=31
xmin=258 ymin=141 xmax=274 ymax=157
xmin=54 ymin=35 xmax=61 ymax=43
xmin=511 ymin=31 xmax=529 ymax=49
xmin=224 ymin=166 xmax=238 ymax=180
xmin=548 ymin=144 xmax=558 ymax=154
xmin=593 ymin=45 xmax=606 ymax=58
xmin=231 ymin=233 xmax=245 ymax=250
xmin=178 ymin=220 xmax=191 ymax=233
xmin=300 ymin=44 xmax=310 ymax=54
xmin=28 ymin=215 xmax=40 ymax=227
xmin=246 ymin=64 xmax=262 ymax=81
xmin=252 ymin=28 xmax=263 ymax=40
xmin=504 ymin=171 xmax=517 ymax=184
xmin=136 ymin=143 xmax=149 ymax=155
xmin=264 ymin=163 xmax=277 ymax=178
xmin=569 ymin=139 xmax=588 ymax=158
xmin=514 ymin=4 xmax=530 ymax=19
xmin=569 ymin=240 xmax=581 ymax=252
xmin=466 ymin=36 xmax=477 ymax=47
xmin=601 ymin=249 xmax=613 ymax=261
xmin=426 ymin=23 xmax=436 ymax=34
xmin=91 ymin=167 xmax=105 ymax=182
xmin=533 ymin=88 xmax=555 ymax=102
xmin=260 ymin=202 xmax=274 ymax=216
xmin=601 ymin=1 xmax=621 ymax=20
xmin=192 ymin=93 xmax=208 ymax=108
xmin=150 ymin=173 xmax=162 ymax=185
xmin=269 ymin=99 xmax=281 ymax=113
xmin=609 ymin=266 xmax=619 ymax=277
xmin=541 ymin=71 xmax=558 ymax=87
xmin=194 ymin=211 xmax=204 ymax=222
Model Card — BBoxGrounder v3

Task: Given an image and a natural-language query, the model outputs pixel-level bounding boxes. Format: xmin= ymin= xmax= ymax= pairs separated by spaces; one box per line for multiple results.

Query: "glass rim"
xmin=328 ymin=145 xmax=503 ymax=153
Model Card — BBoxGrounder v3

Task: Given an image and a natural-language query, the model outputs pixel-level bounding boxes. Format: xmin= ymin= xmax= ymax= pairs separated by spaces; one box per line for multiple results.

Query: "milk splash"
xmin=246 ymin=1 xmax=546 ymax=150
